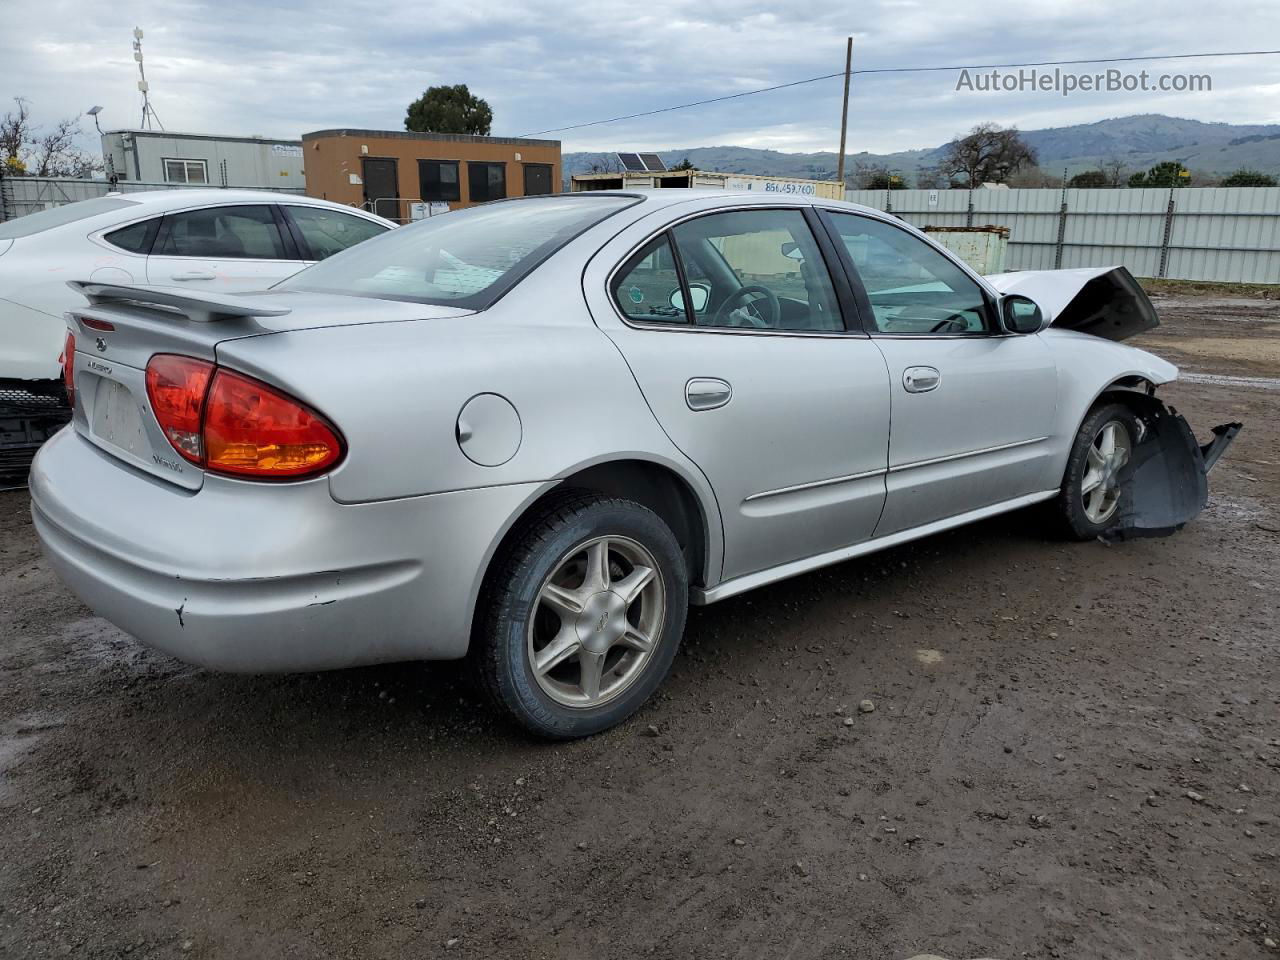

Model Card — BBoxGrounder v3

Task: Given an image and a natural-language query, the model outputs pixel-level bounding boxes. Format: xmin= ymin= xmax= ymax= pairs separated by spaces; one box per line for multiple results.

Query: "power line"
xmin=519 ymin=49 xmax=1280 ymax=138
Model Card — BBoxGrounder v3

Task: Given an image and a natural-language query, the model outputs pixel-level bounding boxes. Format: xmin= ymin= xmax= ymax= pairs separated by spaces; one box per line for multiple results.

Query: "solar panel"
xmin=639 ymin=153 xmax=667 ymax=172
xmin=616 ymin=152 xmax=647 ymax=172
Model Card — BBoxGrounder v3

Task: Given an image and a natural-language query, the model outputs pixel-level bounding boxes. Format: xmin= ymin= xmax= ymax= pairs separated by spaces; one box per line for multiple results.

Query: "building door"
xmin=523 ymin=163 xmax=554 ymax=196
xmin=361 ymin=157 xmax=399 ymax=220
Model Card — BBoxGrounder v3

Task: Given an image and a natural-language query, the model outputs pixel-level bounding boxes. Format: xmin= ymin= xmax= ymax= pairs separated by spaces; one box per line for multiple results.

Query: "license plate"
xmin=92 ymin=379 xmax=148 ymax=458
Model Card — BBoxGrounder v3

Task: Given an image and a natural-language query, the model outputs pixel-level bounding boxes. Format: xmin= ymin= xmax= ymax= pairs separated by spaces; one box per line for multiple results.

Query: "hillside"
xmin=563 ymin=114 xmax=1280 ymax=184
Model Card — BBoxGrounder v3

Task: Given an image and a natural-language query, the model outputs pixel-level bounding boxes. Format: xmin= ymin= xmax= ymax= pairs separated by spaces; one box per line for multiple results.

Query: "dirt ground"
xmin=1 ymin=291 xmax=1277 ymax=960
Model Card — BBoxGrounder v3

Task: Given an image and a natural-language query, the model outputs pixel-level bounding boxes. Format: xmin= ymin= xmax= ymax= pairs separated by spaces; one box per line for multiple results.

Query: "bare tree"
xmin=913 ymin=166 xmax=950 ymax=189
xmin=586 ymin=153 xmax=623 ymax=174
xmin=940 ymin=123 xmax=1037 ymax=187
xmin=1101 ymin=156 xmax=1129 ymax=188
xmin=1006 ymin=165 xmax=1057 ymax=188
xmin=0 ymin=97 xmax=101 ymax=177
xmin=1 ymin=97 xmax=33 ymax=172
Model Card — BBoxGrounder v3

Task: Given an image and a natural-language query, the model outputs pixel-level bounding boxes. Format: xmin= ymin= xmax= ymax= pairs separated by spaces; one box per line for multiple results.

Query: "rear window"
xmin=278 ymin=196 xmax=636 ymax=309
xmin=0 ymin=197 xmax=140 ymax=239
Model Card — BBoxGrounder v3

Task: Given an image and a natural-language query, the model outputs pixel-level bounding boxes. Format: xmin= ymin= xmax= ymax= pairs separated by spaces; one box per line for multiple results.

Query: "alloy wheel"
xmin=1081 ymin=419 xmax=1132 ymax=524
xmin=527 ymin=536 xmax=665 ymax=708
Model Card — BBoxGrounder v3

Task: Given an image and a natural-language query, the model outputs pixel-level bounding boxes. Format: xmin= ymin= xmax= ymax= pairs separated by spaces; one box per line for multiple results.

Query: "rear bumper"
xmin=29 ymin=427 xmax=546 ymax=671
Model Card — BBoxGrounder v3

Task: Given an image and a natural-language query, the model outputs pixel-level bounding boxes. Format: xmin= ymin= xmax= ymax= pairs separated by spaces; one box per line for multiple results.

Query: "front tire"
xmin=1054 ymin=402 xmax=1140 ymax=540
xmin=474 ymin=490 xmax=688 ymax=739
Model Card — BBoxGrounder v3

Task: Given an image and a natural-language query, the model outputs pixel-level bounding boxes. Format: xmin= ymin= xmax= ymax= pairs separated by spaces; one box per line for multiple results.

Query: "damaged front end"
xmin=1108 ymin=395 xmax=1241 ymax=541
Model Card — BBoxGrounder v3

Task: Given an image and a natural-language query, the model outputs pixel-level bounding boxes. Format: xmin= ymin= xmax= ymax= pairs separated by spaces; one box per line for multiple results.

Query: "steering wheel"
xmin=713 ymin=285 xmax=781 ymax=329
xmin=909 ymin=306 xmax=972 ymax=334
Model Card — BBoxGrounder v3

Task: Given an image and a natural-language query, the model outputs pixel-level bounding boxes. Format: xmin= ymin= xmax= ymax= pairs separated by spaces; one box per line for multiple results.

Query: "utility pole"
xmin=836 ymin=37 xmax=852 ymax=190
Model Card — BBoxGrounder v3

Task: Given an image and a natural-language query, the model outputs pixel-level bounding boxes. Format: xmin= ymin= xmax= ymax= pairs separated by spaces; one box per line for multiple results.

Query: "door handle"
xmin=686 ymin=378 xmax=732 ymax=411
xmin=170 ymin=271 xmax=216 ymax=281
xmin=903 ymin=366 xmax=941 ymax=393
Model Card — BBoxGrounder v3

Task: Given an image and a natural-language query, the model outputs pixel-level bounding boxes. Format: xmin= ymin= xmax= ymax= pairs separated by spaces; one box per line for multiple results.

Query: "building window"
xmin=523 ymin=163 xmax=554 ymax=196
xmin=418 ymin=160 xmax=461 ymax=203
xmin=467 ymin=162 xmax=506 ymax=203
xmin=163 ymin=158 xmax=209 ymax=184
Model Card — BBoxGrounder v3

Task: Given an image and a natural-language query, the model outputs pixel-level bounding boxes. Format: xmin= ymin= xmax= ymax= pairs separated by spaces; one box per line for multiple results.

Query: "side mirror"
xmin=670 ymin=283 xmax=710 ymax=313
xmin=1001 ymin=295 xmax=1047 ymax=334
xmin=780 ymin=241 xmax=804 ymax=261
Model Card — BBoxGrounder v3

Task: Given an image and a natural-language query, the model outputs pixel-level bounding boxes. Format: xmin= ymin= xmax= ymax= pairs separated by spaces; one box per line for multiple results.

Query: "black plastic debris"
xmin=1104 ymin=395 xmax=1242 ymax=541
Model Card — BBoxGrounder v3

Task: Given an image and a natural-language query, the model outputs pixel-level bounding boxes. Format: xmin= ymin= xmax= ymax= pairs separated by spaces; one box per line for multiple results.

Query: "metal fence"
xmin=843 ymin=187 xmax=1280 ymax=284
xmin=0 ymin=175 xmax=306 ymax=223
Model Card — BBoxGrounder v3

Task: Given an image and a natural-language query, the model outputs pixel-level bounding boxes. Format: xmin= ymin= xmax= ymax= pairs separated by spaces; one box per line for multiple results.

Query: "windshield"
xmin=279 ymin=196 xmax=637 ymax=308
xmin=0 ymin=196 xmax=140 ymax=239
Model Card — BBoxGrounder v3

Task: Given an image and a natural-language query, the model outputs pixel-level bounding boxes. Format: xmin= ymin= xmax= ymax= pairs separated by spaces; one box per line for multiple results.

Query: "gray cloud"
xmin=4 ymin=0 xmax=1279 ymax=159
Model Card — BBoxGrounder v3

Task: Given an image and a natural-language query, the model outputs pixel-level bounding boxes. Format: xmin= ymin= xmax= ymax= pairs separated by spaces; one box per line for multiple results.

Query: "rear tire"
xmin=1054 ymin=402 xmax=1141 ymax=540
xmin=473 ymin=490 xmax=688 ymax=739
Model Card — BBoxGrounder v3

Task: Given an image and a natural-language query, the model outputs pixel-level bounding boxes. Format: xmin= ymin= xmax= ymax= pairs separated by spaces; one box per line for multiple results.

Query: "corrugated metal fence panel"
xmin=842 ymin=187 xmax=1280 ymax=283
xmin=0 ymin=176 xmax=306 ymax=221
xmin=1167 ymin=187 xmax=1280 ymax=284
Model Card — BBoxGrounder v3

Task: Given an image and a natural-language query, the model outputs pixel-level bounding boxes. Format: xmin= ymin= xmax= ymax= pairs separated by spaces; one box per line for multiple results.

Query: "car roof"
xmin=563 ymin=188 xmax=879 ymax=217
xmin=105 ymin=189 xmax=392 ymax=221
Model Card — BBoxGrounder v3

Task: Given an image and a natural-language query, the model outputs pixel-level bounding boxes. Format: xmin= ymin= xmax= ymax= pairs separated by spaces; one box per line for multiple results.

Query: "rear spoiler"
xmin=67 ymin=281 xmax=292 ymax=324
xmin=985 ymin=266 xmax=1158 ymax=342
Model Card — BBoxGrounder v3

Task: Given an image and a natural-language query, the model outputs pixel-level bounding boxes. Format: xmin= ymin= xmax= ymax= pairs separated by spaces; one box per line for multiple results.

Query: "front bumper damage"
xmin=1106 ymin=395 xmax=1242 ymax=541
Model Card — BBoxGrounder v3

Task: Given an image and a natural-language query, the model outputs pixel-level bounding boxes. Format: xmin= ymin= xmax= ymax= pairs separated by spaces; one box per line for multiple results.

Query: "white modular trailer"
xmin=101 ymin=130 xmax=306 ymax=190
xmin=571 ymin=169 xmax=844 ymax=200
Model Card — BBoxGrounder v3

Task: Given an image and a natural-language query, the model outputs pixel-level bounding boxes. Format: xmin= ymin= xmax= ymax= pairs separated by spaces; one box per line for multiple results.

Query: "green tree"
xmin=1129 ymin=161 xmax=1191 ymax=188
xmin=1221 ymin=169 xmax=1277 ymax=187
xmin=670 ymin=156 xmax=694 ymax=171
xmin=1069 ymin=170 xmax=1109 ymax=188
xmin=404 ymin=84 xmax=492 ymax=136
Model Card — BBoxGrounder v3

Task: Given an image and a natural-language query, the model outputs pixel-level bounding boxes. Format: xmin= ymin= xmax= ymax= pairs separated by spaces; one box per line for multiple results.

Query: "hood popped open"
xmin=985 ymin=266 xmax=1159 ymax=342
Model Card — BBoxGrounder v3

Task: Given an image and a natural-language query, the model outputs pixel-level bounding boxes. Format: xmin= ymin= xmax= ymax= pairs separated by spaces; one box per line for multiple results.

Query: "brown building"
xmin=301 ymin=129 xmax=561 ymax=221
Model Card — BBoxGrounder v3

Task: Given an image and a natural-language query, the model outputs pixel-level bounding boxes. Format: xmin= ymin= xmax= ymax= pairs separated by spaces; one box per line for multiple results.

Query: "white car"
xmin=0 ymin=190 xmax=392 ymax=386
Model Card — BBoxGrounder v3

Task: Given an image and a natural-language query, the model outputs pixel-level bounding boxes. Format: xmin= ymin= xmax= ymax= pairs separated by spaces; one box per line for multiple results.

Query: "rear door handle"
xmin=903 ymin=366 xmax=941 ymax=393
xmin=170 ymin=271 xmax=216 ymax=281
xmin=686 ymin=377 xmax=732 ymax=411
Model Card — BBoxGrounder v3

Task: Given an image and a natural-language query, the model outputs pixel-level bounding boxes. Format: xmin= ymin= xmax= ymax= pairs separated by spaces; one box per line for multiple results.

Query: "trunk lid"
xmin=64 ymin=282 xmax=471 ymax=489
xmin=985 ymin=265 xmax=1159 ymax=341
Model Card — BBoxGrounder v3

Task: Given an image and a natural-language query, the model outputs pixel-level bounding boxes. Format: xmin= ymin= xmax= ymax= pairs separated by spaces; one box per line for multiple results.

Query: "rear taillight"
xmin=204 ymin=369 xmax=344 ymax=477
xmin=144 ymin=354 xmax=343 ymax=480
xmin=61 ymin=332 xmax=76 ymax=409
xmin=145 ymin=355 xmax=214 ymax=464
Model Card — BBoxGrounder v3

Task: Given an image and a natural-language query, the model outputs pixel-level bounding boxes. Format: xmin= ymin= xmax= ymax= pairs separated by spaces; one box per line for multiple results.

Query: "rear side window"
xmin=611 ymin=235 xmax=688 ymax=324
xmin=279 ymin=196 xmax=637 ymax=309
xmin=285 ymin=206 xmax=388 ymax=260
xmin=0 ymin=197 xmax=139 ymax=240
xmin=155 ymin=205 xmax=290 ymax=260
xmin=104 ymin=218 xmax=160 ymax=255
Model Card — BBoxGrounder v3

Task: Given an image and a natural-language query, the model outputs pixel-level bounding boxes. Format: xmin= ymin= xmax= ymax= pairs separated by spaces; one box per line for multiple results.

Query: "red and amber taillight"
xmin=60 ymin=331 xmax=76 ymax=409
xmin=144 ymin=354 xmax=343 ymax=479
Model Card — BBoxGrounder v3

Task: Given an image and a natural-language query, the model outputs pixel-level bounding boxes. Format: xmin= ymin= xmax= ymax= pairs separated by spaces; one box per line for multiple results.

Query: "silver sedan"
xmin=29 ymin=191 xmax=1238 ymax=738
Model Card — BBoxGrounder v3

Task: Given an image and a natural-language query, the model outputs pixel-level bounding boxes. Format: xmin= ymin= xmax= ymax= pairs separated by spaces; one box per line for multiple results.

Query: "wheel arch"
xmin=466 ymin=455 xmax=722 ymax=654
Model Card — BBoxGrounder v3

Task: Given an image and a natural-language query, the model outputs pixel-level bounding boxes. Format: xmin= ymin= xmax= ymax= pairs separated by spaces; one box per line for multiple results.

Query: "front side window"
xmin=419 ymin=160 xmax=461 ymax=203
xmin=155 ymin=205 xmax=290 ymax=260
xmin=163 ymin=158 xmax=208 ymax=184
xmin=279 ymin=196 xmax=636 ymax=308
xmin=669 ymin=209 xmax=843 ymax=332
xmin=825 ymin=213 xmax=992 ymax=335
xmin=611 ymin=235 xmax=688 ymax=324
xmin=468 ymin=162 xmax=506 ymax=203
xmin=284 ymin=205 xmax=388 ymax=260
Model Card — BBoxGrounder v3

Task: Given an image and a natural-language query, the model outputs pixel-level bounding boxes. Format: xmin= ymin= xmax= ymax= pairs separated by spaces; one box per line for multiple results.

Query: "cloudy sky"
xmin=5 ymin=0 xmax=1280 ymax=157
